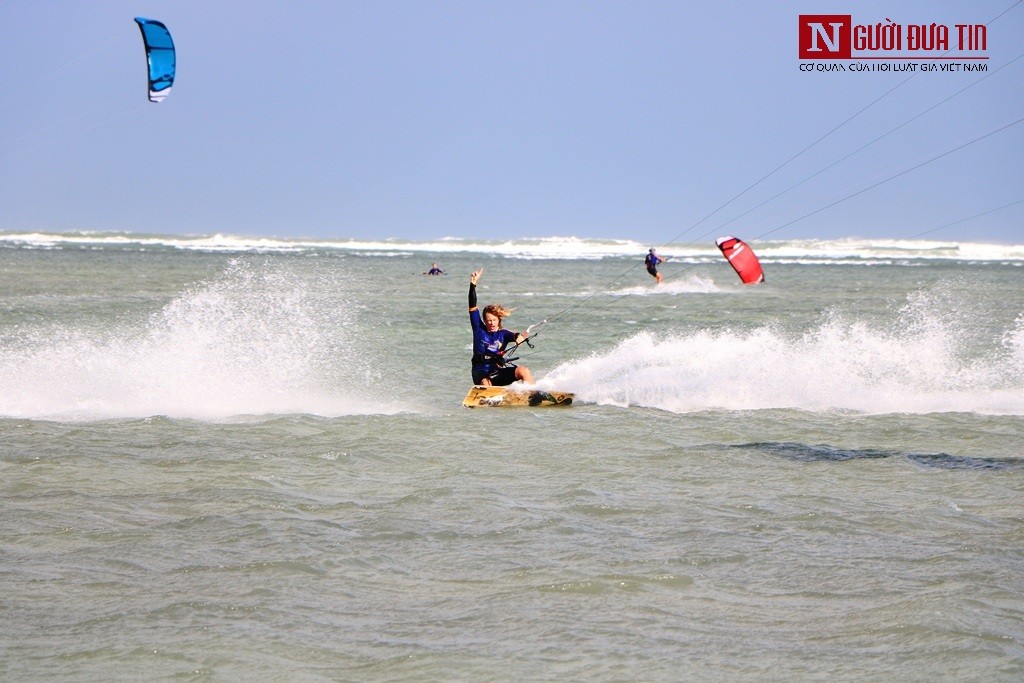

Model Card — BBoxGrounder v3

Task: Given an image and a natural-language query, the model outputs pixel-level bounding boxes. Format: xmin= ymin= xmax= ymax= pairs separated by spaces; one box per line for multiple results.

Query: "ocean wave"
xmin=2 ymin=231 xmax=1022 ymax=262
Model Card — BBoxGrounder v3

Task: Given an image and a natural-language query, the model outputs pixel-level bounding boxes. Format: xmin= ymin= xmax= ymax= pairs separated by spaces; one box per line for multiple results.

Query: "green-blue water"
xmin=2 ymin=235 xmax=1023 ymax=680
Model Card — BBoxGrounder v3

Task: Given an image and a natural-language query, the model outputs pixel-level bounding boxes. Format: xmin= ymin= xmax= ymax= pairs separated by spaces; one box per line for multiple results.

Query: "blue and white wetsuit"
xmin=469 ymin=283 xmax=518 ymax=386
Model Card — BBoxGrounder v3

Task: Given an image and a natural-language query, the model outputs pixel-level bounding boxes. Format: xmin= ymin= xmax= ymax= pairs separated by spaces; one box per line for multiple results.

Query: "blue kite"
xmin=134 ymin=17 xmax=176 ymax=102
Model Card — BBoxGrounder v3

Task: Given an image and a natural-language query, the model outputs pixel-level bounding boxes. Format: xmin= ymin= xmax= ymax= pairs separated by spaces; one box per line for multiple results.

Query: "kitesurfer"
xmin=645 ymin=248 xmax=668 ymax=284
xmin=423 ymin=262 xmax=445 ymax=275
xmin=468 ymin=268 xmax=535 ymax=386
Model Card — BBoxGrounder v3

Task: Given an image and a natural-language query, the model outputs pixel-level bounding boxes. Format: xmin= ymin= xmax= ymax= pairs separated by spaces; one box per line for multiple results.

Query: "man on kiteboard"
xmin=468 ymin=268 xmax=535 ymax=386
xmin=645 ymin=248 xmax=668 ymax=284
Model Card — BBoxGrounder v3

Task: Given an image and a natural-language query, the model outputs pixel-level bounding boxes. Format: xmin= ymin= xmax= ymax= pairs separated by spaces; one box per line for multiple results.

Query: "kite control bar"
xmin=503 ymin=319 xmax=548 ymax=362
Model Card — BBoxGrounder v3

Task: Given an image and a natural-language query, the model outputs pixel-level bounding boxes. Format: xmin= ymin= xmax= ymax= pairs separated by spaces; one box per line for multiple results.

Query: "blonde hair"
xmin=482 ymin=304 xmax=515 ymax=321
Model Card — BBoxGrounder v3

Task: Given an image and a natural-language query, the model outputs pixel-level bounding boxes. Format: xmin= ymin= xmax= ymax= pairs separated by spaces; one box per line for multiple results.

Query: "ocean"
xmin=2 ymin=231 xmax=1022 ymax=680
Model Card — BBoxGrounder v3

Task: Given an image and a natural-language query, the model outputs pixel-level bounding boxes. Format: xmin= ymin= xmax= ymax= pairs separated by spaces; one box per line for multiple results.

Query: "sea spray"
xmin=1004 ymin=314 xmax=1024 ymax=372
xmin=595 ymin=276 xmax=722 ymax=297
xmin=0 ymin=260 xmax=397 ymax=420
xmin=542 ymin=290 xmax=1024 ymax=416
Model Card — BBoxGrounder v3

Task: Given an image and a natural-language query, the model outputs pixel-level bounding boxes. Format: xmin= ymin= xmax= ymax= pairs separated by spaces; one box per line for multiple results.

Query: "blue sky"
xmin=1 ymin=1 xmax=1022 ymax=243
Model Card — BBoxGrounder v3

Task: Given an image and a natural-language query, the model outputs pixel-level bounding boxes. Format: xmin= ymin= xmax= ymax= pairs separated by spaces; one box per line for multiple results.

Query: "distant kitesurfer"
xmin=645 ymin=248 xmax=668 ymax=284
xmin=424 ymin=262 xmax=445 ymax=275
xmin=468 ymin=268 xmax=535 ymax=386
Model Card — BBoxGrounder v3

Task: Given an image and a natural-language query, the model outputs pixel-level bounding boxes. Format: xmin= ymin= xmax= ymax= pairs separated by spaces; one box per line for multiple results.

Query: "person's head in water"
xmin=481 ymin=304 xmax=514 ymax=332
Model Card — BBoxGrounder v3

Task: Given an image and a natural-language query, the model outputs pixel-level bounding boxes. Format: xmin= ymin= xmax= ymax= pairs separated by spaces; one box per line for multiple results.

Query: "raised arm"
xmin=469 ymin=268 xmax=483 ymax=310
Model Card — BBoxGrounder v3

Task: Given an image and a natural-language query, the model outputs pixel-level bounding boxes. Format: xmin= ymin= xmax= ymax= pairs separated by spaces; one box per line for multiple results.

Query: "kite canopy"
xmin=716 ymin=236 xmax=765 ymax=284
xmin=134 ymin=17 xmax=175 ymax=102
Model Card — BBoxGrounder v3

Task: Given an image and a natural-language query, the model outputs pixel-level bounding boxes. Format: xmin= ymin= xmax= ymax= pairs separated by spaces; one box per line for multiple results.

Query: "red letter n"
xmin=799 ymin=15 xmax=852 ymax=59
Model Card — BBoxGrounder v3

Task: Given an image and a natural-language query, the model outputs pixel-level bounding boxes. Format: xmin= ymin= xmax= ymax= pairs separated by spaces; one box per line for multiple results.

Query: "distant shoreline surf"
xmin=1 ymin=230 xmax=1023 ymax=262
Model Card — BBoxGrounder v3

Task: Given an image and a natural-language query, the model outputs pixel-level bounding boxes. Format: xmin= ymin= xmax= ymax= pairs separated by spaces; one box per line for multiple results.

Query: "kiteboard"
xmin=463 ymin=385 xmax=574 ymax=408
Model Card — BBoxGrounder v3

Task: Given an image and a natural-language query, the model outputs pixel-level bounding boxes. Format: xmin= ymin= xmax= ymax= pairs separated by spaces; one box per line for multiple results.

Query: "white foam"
xmin=599 ymin=276 xmax=723 ymax=296
xmin=0 ymin=261 xmax=401 ymax=421
xmin=1004 ymin=314 xmax=1024 ymax=369
xmin=541 ymin=294 xmax=1024 ymax=416
xmin=2 ymin=231 xmax=1023 ymax=262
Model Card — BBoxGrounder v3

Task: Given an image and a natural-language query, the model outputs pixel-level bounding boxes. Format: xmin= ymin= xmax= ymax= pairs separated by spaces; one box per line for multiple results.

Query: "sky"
xmin=1 ymin=0 xmax=1022 ymax=243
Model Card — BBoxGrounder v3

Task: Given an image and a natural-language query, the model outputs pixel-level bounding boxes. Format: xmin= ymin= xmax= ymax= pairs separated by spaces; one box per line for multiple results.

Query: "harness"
xmin=471 ymin=320 xmax=545 ymax=376
xmin=472 ymin=352 xmax=512 ymax=367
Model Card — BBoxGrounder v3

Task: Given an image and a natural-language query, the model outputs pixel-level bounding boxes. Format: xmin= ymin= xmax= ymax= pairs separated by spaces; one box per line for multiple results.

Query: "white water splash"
xmin=1004 ymin=314 xmax=1024 ymax=369
xmin=542 ymin=295 xmax=1024 ymax=416
xmin=0 ymin=261 xmax=400 ymax=420
xmin=587 ymin=276 xmax=723 ymax=297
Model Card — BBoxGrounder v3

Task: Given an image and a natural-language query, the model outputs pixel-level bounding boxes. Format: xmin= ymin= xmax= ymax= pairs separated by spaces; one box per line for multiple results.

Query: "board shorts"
xmin=646 ymin=264 xmax=659 ymax=276
xmin=473 ymin=365 xmax=518 ymax=386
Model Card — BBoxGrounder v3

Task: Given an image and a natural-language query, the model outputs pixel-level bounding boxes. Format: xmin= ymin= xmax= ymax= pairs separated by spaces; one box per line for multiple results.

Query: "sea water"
xmin=1 ymin=232 xmax=1022 ymax=680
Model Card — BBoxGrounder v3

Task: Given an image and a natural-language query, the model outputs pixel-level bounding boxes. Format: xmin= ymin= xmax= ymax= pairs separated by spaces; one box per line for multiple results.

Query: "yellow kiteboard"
xmin=463 ymin=385 xmax=574 ymax=408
